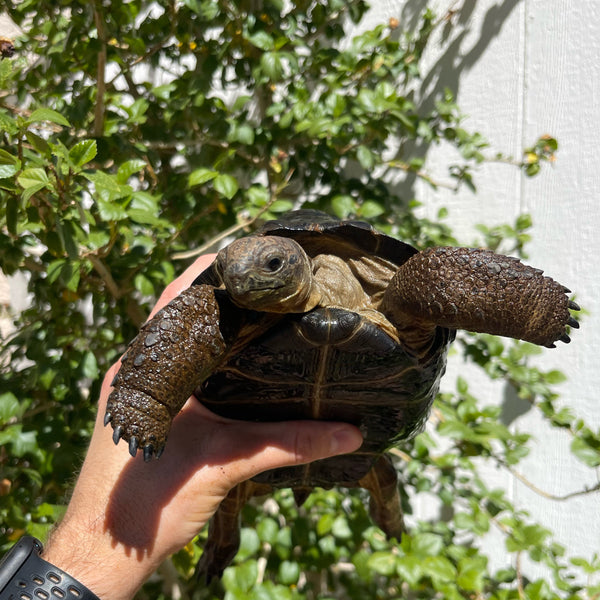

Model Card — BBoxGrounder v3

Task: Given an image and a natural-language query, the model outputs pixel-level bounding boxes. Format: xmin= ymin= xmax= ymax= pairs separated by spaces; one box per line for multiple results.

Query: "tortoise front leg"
xmin=195 ymin=480 xmax=272 ymax=582
xmin=358 ymin=455 xmax=405 ymax=540
xmin=382 ymin=247 xmax=579 ymax=349
xmin=105 ymin=284 xmax=231 ymax=461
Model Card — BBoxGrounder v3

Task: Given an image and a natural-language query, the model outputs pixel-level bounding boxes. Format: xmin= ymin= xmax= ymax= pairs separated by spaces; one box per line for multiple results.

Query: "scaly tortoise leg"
xmin=382 ymin=247 xmax=579 ymax=350
xmin=195 ymin=480 xmax=272 ymax=582
xmin=105 ymin=285 xmax=233 ymax=461
xmin=358 ymin=455 xmax=405 ymax=540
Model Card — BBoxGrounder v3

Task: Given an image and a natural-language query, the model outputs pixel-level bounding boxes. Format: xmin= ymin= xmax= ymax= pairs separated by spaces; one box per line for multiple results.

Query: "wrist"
xmin=42 ymin=519 xmax=157 ymax=600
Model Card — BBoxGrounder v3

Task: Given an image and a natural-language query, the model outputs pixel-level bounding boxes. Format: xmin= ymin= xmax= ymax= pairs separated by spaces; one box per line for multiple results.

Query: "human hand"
xmin=41 ymin=255 xmax=363 ymax=600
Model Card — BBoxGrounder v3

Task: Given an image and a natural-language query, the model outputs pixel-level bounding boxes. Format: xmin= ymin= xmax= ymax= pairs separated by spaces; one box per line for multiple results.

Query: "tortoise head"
xmin=216 ymin=235 xmax=321 ymax=313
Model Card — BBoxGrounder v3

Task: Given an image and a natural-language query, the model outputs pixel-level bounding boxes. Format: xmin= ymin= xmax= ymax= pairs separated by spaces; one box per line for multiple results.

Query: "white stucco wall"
xmin=352 ymin=0 xmax=600 ymax=578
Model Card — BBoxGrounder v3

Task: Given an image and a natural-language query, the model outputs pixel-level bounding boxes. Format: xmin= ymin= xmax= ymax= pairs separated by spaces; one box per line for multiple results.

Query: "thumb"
xmin=217 ymin=420 xmax=363 ymax=486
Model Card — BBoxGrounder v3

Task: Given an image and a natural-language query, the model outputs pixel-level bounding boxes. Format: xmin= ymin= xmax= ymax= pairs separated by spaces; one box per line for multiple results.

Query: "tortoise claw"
xmin=567 ymin=316 xmax=579 ymax=329
xmin=112 ymin=425 xmax=123 ymax=445
xmin=568 ymin=300 xmax=580 ymax=311
xmin=559 ymin=332 xmax=571 ymax=344
xmin=104 ymin=412 xmax=112 ymax=426
xmin=129 ymin=436 xmax=139 ymax=457
xmin=143 ymin=444 xmax=155 ymax=462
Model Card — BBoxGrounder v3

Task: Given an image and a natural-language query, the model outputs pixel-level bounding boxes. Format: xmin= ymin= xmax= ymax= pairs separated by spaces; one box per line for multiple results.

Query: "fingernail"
xmin=330 ymin=426 xmax=363 ymax=455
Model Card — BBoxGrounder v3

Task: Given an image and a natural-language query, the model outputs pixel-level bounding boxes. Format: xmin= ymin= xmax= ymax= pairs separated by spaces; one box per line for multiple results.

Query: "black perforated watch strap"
xmin=0 ymin=535 xmax=101 ymax=600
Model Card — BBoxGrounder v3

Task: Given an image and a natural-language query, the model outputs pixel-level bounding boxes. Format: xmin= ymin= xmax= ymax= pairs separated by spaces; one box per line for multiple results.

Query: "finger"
xmin=214 ymin=420 xmax=363 ymax=487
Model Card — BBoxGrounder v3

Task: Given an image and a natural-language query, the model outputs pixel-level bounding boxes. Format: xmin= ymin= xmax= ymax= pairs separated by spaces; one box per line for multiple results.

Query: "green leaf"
xmin=396 ymin=555 xmax=423 ymax=586
xmin=125 ymin=98 xmax=149 ymax=124
xmin=367 ymin=551 xmax=398 ymax=576
xmin=213 ymin=173 xmax=239 ymax=199
xmin=81 ymin=351 xmax=99 ymax=379
xmin=232 ymin=95 xmax=253 ymax=111
xmin=457 ymin=556 xmax=487 ymax=592
xmin=25 ymin=131 xmax=51 ymax=156
xmin=69 ymin=140 xmax=97 ymax=167
xmin=97 ymin=198 xmax=128 ymax=221
xmin=0 ymin=392 xmax=21 ymax=424
xmin=356 ymin=145 xmax=375 ymax=169
xmin=275 ymin=526 xmax=292 ymax=549
xmin=505 ymin=523 xmax=551 ymax=552
xmin=0 ymin=424 xmax=39 ymax=457
xmin=0 ymin=149 xmax=19 ymax=181
xmin=237 ymin=528 xmax=260 ymax=560
xmin=47 ymin=259 xmax=66 ymax=284
xmin=0 ymin=109 xmax=19 ymax=134
xmin=545 ymin=369 xmax=567 ymax=385
xmin=127 ymin=192 xmax=169 ymax=226
xmin=0 ymin=163 xmax=18 ymax=179
xmin=411 ymin=533 xmax=444 ymax=558
xmin=188 ymin=168 xmax=218 ymax=187
xmin=358 ymin=200 xmax=385 ymax=218
xmin=331 ymin=515 xmax=353 ymax=540
xmin=228 ymin=123 xmax=255 ymax=145
xmin=278 ymin=560 xmax=300 ymax=585
xmin=117 ymin=159 xmax=147 ymax=184
xmin=28 ymin=108 xmax=71 ymax=127
xmin=269 ymin=199 xmax=294 ymax=213
xmin=85 ymin=171 xmax=132 ymax=200
xmin=422 ymin=556 xmax=457 ymax=583
xmin=256 ymin=517 xmax=279 ymax=544
xmin=246 ymin=30 xmax=275 ymax=51
xmin=260 ymin=52 xmax=284 ymax=81
xmin=325 ymin=93 xmax=347 ymax=118
xmin=0 ymin=148 xmax=18 ymax=165
xmin=18 ymin=168 xmax=49 ymax=190
xmin=331 ymin=195 xmax=356 ymax=218
xmin=151 ymin=83 xmax=177 ymax=100
xmin=571 ymin=435 xmax=600 ymax=467
xmin=134 ymin=273 xmax=155 ymax=296
xmin=225 ymin=560 xmax=258 ymax=592
xmin=246 ymin=185 xmax=270 ymax=206
xmin=317 ymin=513 xmax=334 ymax=536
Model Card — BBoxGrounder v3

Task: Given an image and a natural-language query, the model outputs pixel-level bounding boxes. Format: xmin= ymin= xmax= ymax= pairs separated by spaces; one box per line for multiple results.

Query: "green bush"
xmin=1 ymin=1 xmax=598 ymax=598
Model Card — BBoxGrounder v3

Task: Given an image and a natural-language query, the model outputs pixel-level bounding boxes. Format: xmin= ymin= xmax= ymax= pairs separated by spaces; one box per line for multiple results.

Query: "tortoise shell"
xmin=195 ymin=210 xmax=454 ymax=487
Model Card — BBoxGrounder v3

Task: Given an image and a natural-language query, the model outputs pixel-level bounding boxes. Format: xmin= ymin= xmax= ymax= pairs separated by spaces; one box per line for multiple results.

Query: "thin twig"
xmin=516 ymin=551 xmax=525 ymax=599
xmin=503 ymin=461 xmax=600 ymax=501
xmin=87 ymin=254 xmax=122 ymax=299
xmin=385 ymin=159 xmax=460 ymax=191
xmin=93 ymin=4 xmax=107 ymax=138
xmin=170 ymin=216 xmax=256 ymax=259
xmin=171 ymin=169 xmax=295 ymax=260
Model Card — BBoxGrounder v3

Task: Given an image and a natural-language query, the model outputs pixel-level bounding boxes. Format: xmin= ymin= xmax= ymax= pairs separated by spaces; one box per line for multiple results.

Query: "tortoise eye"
xmin=266 ymin=256 xmax=283 ymax=271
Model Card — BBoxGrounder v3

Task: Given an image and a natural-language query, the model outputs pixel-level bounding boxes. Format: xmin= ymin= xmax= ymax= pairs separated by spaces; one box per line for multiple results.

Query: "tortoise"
xmin=105 ymin=209 xmax=579 ymax=579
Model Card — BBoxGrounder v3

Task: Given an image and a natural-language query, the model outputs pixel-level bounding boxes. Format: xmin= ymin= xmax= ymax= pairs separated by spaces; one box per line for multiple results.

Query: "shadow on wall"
xmin=392 ymin=0 xmax=532 ymax=432
xmin=389 ymin=0 xmax=523 ymax=201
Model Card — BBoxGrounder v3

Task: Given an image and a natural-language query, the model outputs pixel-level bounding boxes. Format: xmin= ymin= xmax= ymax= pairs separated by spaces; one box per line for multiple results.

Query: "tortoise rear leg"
xmin=196 ymin=480 xmax=271 ymax=582
xmin=382 ymin=247 xmax=579 ymax=350
xmin=358 ymin=455 xmax=405 ymax=540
